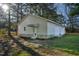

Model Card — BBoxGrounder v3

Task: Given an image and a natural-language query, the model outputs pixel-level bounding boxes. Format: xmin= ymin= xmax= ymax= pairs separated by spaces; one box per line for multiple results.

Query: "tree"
xmin=0 ymin=3 xmax=67 ymax=35
xmin=64 ymin=3 xmax=79 ymax=32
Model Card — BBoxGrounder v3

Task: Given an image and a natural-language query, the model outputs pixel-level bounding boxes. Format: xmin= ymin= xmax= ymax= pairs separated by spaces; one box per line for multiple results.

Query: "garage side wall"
xmin=47 ymin=22 xmax=65 ymax=38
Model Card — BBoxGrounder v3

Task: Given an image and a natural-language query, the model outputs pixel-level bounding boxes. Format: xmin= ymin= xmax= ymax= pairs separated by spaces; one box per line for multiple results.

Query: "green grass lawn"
xmin=45 ymin=34 xmax=79 ymax=55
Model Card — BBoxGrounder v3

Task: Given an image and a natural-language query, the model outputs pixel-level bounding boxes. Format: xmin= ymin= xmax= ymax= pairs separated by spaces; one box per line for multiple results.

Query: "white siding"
xmin=47 ymin=22 xmax=65 ymax=37
xmin=18 ymin=15 xmax=47 ymax=38
xmin=59 ymin=26 xmax=65 ymax=35
xmin=47 ymin=22 xmax=55 ymax=35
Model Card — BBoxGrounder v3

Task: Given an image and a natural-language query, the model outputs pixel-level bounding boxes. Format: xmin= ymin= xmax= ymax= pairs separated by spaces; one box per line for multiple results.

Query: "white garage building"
xmin=18 ymin=14 xmax=65 ymax=39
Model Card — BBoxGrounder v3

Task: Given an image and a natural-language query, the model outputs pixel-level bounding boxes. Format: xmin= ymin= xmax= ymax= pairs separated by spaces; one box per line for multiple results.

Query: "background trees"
xmin=64 ymin=4 xmax=79 ymax=32
xmin=0 ymin=3 xmax=79 ymax=34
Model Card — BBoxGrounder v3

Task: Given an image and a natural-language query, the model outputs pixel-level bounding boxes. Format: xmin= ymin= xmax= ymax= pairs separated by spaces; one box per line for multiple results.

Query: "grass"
xmin=0 ymin=29 xmax=6 ymax=37
xmin=0 ymin=29 xmax=79 ymax=55
xmin=16 ymin=51 xmax=31 ymax=56
xmin=44 ymin=33 xmax=79 ymax=55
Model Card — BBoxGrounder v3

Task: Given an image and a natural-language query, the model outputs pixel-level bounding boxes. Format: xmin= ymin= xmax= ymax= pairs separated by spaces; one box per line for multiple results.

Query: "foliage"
xmin=0 ymin=29 xmax=6 ymax=37
xmin=70 ymin=4 xmax=79 ymax=16
xmin=64 ymin=4 xmax=79 ymax=32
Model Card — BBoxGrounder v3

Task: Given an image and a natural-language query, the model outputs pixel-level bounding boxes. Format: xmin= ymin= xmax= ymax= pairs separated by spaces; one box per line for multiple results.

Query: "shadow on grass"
xmin=0 ymin=41 xmax=12 ymax=56
xmin=10 ymin=35 xmax=41 ymax=56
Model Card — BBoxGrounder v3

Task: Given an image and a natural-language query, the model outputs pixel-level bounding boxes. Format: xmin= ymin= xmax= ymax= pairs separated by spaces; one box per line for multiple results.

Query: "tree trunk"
xmin=16 ymin=4 xmax=19 ymax=35
xmin=8 ymin=9 xmax=11 ymax=36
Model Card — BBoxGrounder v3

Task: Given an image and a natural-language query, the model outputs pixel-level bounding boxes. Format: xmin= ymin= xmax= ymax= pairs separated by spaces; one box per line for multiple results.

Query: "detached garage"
xmin=18 ymin=14 xmax=65 ymax=39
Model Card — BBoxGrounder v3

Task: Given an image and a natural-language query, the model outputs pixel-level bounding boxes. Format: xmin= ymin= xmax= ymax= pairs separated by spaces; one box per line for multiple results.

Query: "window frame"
xmin=24 ymin=27 xmax=26 ymax=31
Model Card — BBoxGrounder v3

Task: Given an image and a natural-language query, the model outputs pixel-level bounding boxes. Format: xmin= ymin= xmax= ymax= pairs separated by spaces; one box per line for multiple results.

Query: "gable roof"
xmin=18 ymin=14 xmax=65 ymax=27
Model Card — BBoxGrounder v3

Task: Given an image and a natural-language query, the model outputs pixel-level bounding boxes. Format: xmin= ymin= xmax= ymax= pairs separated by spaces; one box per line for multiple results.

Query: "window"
xmin=24 ymin=27 xmax=26 ymax=31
